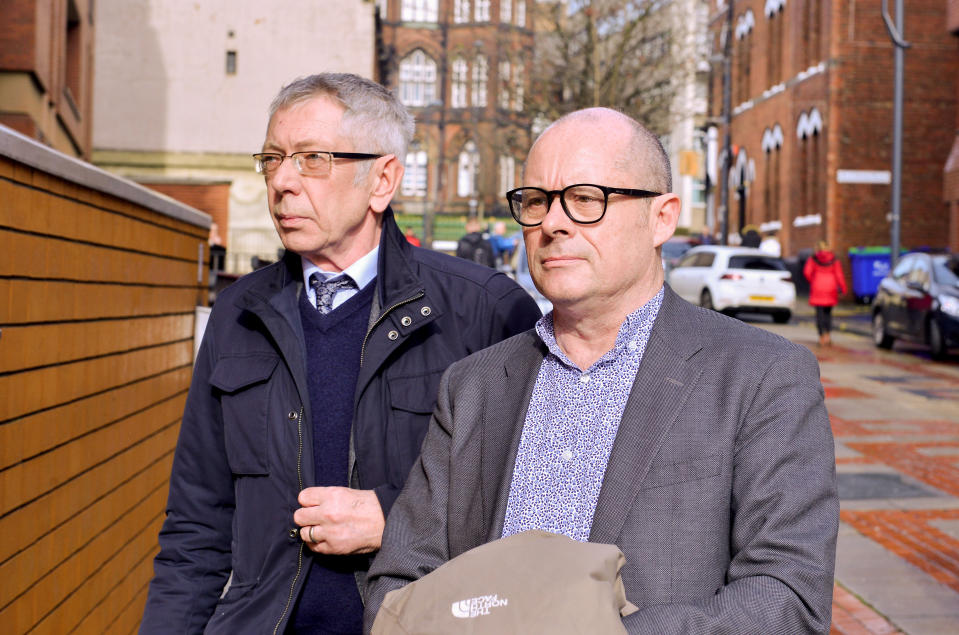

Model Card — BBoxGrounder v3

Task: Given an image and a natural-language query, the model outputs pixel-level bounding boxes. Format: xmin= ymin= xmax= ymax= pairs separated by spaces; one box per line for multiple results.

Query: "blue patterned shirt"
xmin=501 ymin=287 xmax=664 ymax=542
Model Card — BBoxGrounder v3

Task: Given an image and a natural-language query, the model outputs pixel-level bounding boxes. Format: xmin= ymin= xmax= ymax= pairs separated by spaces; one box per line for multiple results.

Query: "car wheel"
xmin=872 ymin=311 xmax=894 ymax=349
xmin=699 ymin=289 xmax=714 ymax=311
xmin=772 ymin=310 xmax=791 ymax=324
xmin=929 ymin=319 xmax=948 ymax=360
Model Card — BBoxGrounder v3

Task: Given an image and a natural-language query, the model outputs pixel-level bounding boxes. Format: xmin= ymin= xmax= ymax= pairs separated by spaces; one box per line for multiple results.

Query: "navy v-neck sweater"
xmin=289 ymin=283 xmax=373 ymax=634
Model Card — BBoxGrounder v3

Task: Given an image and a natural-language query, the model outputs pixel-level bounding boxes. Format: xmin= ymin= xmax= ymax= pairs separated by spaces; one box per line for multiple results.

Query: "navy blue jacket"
xmin=140 ymin=209 xmax=541 ymax=634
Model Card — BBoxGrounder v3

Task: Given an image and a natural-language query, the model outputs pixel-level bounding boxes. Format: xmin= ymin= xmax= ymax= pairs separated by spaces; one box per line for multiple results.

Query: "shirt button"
xmin=627 ymin=340 xmax=638 ymax=350
xmin=561 ymin=449 xmax=573 ymax=462
xmin=579 ymin=373 xmax=590 ymax=384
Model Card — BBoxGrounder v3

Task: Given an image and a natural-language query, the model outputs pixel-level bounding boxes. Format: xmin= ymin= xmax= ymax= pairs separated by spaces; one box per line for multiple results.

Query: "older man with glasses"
xmin=139 ymin=73 xmax=540 ymax=635
xmin=366 ymin=107 xmax=838 ymax=634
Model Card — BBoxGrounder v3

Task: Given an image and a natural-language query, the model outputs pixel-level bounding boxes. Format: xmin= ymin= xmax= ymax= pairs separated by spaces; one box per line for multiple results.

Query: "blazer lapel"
xmin=482 ymin=332 xmax=546 ymax=542
xmin=590 ymin=290 xmax=706 ymax=544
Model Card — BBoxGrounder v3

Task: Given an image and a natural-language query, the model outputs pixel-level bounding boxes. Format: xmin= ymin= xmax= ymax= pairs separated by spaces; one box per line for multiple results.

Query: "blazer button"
xmin=400 ymin=316 xmax=412 ymax=327
xmin=420 ymin=306 xmax=432 ymax=316
xmin=387 ymin=330 xmax=399 ymax=341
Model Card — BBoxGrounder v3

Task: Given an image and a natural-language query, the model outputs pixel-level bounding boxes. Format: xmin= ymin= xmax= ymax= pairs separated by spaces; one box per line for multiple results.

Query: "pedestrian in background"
xmin=139 ymin=73 xmax=540 ymax=634
xmin=455 ymin=217 xmax=496 ymax=267
xmin=804 ymin=240 xmax=848 ymax=347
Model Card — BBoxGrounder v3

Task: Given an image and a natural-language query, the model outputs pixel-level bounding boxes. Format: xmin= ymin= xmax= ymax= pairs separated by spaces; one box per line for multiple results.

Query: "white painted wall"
xmin=93 ymin=0 xmax=377 ymax=154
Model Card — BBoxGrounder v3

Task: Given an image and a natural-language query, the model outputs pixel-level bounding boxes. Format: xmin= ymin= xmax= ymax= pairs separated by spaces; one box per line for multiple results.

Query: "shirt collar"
xmin=301 ymin=246 xmax=379 ymax=292
xmin=534 ymin=285 xmax=665 ymax=370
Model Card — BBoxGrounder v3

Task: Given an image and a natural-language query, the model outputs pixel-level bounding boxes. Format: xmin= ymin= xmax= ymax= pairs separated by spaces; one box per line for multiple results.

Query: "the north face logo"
xmin=451 ymin=594 xmax=509 ymax=618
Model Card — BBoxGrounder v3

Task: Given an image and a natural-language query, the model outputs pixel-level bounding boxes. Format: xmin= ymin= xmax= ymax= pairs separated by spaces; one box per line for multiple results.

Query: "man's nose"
xmin=269 ymin=157 xmax=301 ymax=194
xmin=540 ymin=194 xmax=571 ymax=233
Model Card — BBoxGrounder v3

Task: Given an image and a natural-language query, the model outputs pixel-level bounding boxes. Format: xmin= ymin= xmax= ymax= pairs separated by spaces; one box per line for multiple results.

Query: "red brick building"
xmin=0 ymin=0 xmax=96 ymax=158
xmin=947 ymin=0 xmax=959 ymax=249
xmin=707 ymin=0 xmax=958 ymax=261
xmin=376 ymin=0 xmax=534 ymax=240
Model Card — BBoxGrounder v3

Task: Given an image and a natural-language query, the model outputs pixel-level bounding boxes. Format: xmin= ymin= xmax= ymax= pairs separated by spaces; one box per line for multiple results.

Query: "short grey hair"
xmin=269 ymin=73 xmax=414 ymax=165
xmin=536 ymin=108 xmax=672 ymax=194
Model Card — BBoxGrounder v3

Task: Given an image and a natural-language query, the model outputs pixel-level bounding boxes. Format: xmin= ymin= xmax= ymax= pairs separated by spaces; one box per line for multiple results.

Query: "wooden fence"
xmin=0 ymin=125 xmax=210 ymax=633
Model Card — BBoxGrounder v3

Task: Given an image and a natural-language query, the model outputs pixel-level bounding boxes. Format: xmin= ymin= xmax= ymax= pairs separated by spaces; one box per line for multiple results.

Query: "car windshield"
xmin=728 ymin=255 xmax=787 ymax=271
xmin=933 ymin=256 xmax=959 ymax=286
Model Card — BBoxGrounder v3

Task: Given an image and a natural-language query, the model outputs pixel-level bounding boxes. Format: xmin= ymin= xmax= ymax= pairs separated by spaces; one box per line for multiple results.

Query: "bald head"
xmin=530 ymin=108 xmax=672 ymax=194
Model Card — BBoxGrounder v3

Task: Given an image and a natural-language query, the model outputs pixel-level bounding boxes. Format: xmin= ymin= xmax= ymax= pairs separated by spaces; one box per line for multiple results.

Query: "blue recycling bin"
xmin=847 ymin=247 xmax=893 ymax=303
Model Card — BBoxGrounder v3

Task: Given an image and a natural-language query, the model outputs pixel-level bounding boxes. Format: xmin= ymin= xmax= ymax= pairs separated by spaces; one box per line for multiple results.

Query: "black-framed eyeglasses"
xmin=252 ymin=151 xmax=384 ymax=177
xmin=505 ymin=184 xmax=661 ymax=227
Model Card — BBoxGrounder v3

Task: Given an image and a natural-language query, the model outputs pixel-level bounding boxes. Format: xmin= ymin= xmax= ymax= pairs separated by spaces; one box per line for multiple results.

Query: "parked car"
xmin=871 ymin=252 xmax=959 ymax=359
xmin=511 ymin=241 xmax=553 ymax=315
xmin=661 ymin=236 xmax=701 ymax=277
xmin=668 ymin=245 xmax=796 ymax=323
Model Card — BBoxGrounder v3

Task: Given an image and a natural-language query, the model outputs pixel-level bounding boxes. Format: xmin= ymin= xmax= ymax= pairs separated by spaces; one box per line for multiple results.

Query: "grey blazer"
xmin=366 ymin=287 xmax=838 ymax=634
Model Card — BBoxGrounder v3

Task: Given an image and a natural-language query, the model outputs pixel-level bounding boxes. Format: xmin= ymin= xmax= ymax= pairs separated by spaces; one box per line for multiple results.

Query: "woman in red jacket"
xmin=804 ymin=240 xmax=849 ymax=346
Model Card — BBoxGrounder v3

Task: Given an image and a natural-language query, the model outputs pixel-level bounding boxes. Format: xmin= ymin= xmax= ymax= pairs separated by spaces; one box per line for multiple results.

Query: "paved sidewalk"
xmin=760 ymin=321 xmax=959 ymax=634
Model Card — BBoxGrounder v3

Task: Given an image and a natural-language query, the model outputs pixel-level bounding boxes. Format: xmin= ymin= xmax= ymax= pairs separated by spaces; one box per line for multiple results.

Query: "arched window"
xmin=454 ymin=0 xmax=470 ymax=23
xmin=501 ymin=0 xmax=512 ymax=23
xmin=516 ymin=0 xmax=526 ymax=26
xmin=471 ymin=55 xmax=488 ymax=107
xmin=498 ymin=60 xmax=511 ymax=109
xmin=764 ymin=0 xmax=785 ymax=85
xmin=401 ymin=0 xmax=438 ymax=22
xmin=457 ymin=141 xmax=480 ymax=197
xmin=402 ymin=149 xmax=428 ymax=196
xmin=475 ymin=0 xmax=490 ymax=22
xmin=512 ymin=62 xmax=524 ymax=110
xmin=451 ymin=57 xmax=468 ymax=108
xmin=399 ymin=50 xmax=437 ymax=107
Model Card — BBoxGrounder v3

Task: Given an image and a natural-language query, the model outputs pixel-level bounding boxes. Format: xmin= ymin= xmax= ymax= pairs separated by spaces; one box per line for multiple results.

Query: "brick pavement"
xmin=761 ymin=320 xmax=959 ymax=634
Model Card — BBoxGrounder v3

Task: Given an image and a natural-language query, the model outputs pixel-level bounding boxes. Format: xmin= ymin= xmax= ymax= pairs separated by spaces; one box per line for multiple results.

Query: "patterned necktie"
xmin=309 ymin=273 xmax=356 ymax=315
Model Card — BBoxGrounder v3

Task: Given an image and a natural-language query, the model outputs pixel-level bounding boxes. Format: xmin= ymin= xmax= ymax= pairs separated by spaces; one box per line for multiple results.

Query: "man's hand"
xmin=294 ymin=486 xmax=385 ymax=555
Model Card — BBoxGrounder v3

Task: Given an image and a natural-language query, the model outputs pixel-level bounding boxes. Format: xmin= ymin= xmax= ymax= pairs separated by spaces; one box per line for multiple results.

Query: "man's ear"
xmin=368 ymin=155 xmax=403 ymax=213
xmin=651 ymin=193 xmax=681 ymax=248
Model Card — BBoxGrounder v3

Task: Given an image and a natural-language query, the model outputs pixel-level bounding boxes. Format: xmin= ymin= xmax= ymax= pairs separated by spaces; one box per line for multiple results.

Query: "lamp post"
xmin=718 ymin=0 xmax=734 ymax=245
xmin=881 ymin=0 xmax=909 ymax=266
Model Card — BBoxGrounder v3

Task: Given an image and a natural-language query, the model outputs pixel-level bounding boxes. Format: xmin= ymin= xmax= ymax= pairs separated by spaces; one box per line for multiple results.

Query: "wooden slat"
xmin=0 ymin=396 xmax=185 ymax=515
xmin=0 ymin=341 xmax=192 ymax=423
xmin=0 ymin=367 xmax=190 ymax=471
xmin=0 ymin=455 xmax=171 ymax=608
xmin=0 ymin=315 xmax=195 ymax=374
xmin=0 ymin=180 xmax=207 ymax=260
xmin=0 ymin=423 xmax=179 ymax=565
xmin=0 ymin=487 xmax=166 ymax=633
xmin=0 ymin=279 xmax=200 ymax=324
xmin=69 ymin=559 xmax=154 ymax=635
xmin=0 ymin=229 xmax=201 ymax=285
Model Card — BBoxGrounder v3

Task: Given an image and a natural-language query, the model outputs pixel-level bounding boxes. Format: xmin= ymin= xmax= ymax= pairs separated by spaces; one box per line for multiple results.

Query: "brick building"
xmin=376 ymin=0 xmax=534 ymax=242
xmin=947 ymin=0 xmax=959 ymax=248
xmin=706 ymin=0 xmax=958 ymax=262
xmin=0 ymin=0 xmax=95 ymax=158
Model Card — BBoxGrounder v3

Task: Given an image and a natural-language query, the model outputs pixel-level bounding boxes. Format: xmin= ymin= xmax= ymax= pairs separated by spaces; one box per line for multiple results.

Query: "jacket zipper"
xmin=359 ymin=291 xmax=425 ymax=366
xmin=273 ymin=405 xmax=305 ymax=635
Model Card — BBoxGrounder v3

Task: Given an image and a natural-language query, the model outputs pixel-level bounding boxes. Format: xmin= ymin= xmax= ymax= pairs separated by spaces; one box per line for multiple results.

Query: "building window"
xmin=764 ymin=0 xmax=785 ymax=85
xmin=498 ymin=60 xmax=511 ymax=109
xmin=471 ymin=55 xmax=488 ymax=107
xmin=399 ymin=50 xmax=437 ymax=107
xmin=762 ymin=125 xmax=783 ymax=225
xmin=512 ymin=62 xmax=524 ymax=111
xmin=516 ymin=0 xmax=526 ymax=26
xmin=401 ymin=0 xmax=438 ymax=22
xmin=65 ymin=0 xmax=82 ymax=104
xmin=735 ymin=11 xmax=754 ymax=104
xmin=796 ymin=110 xmax=823 ymax=222
xmin=226 ymin=50 xmax=237 ymax=74
xmin=804 ymin=0 xmax=821 ymax=68
xmin=451 ymin=57 xmax=468 ymax=108
xmin=475 ymin=0 xmax=490 ymax=22
xmin=499 ymin=155 xmax=516 ymax=194
xmin=454 ymin=0 xmax=470 ymax=23
xmin=402 ymin=149 xmax=428 ymax=196
xmin=458 ymin=141 xmax=480 ymax=197
xmin=501 ymin=0 xmax=512 ymax=23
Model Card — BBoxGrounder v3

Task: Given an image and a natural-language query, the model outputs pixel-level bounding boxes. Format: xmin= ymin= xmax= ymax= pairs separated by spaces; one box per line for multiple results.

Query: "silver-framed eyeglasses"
xmin=252 ymin=151 xmax=384 ymax=177
xmin=506 ymin=184 xmax=661 ymax=227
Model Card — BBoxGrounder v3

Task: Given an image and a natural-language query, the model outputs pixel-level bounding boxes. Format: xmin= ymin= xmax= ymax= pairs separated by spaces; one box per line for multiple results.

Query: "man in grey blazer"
xmin=365 ymin=108 xmax=838 ymax=633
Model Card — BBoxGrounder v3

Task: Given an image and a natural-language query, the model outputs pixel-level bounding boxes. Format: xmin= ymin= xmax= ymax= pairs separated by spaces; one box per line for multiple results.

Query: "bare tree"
xmin=527 ymin=0 xmax=679 ymax=134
